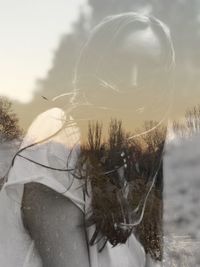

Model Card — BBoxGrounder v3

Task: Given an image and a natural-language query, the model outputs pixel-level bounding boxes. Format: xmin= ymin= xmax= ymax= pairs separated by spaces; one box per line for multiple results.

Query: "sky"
xmin=0 ymin=0 xmax=87 ymax=103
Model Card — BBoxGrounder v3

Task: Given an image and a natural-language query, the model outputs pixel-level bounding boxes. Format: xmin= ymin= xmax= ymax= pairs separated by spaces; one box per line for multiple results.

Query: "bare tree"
xmin=130 ymin=121 xmax=166 ymax=261
xmin=82 ymin=119 xmax=166 ymax=260
xmin=0 ymin=97 xmax=22 ymax=143
xmin=185 ymin=105 xmax=200 ymax=134
xmin=87 ymin=121 xmax=102 ymax=152
xmin=0 ymin=97 xmax=22 ymax=189
xmin=173 ymin=104 xmax=200 ymax=138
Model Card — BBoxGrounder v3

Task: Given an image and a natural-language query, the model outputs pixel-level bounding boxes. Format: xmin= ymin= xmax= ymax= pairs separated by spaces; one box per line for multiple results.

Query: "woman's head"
xmin=73 ymin=13 xmax=175 ymax=126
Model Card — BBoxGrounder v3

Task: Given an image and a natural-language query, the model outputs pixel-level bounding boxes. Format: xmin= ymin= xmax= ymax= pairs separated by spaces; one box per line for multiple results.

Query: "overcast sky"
xmin=0 ymin=0 xmax=87 ymax=103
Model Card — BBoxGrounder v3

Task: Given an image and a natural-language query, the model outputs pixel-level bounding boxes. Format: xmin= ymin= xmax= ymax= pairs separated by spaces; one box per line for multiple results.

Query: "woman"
xmin=0 ymin=13 xmax=174 ymax=267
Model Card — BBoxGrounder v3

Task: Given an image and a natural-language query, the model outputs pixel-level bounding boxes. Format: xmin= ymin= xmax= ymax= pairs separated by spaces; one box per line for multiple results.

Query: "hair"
xmin=76 ymin=119 xmax=166 ymax=257
xmin=71 ymin=12 xmax=175 ymax=106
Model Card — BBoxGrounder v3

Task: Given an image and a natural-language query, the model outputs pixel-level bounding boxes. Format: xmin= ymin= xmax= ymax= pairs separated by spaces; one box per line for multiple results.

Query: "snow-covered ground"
xmin=0 ymin=140 xmax=20 ymax=182
xmin=164 ymin=133 xmax=200 ymax=266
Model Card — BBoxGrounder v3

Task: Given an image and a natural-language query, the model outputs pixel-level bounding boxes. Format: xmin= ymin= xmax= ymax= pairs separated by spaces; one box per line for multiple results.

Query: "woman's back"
xmin=1 ymin=108 xmax=146 ymax=267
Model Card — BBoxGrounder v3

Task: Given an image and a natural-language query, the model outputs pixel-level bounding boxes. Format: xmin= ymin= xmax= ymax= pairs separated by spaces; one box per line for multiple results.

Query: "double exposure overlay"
xmin=0 ymin=1 xmax=200 ymax=267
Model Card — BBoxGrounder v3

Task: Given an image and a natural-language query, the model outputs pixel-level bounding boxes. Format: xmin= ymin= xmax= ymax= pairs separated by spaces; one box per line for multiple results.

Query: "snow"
xmin=0 ymin=140 xmax=21 ymax=179
xmin=164 ymin=133 xmax=200 ymax=266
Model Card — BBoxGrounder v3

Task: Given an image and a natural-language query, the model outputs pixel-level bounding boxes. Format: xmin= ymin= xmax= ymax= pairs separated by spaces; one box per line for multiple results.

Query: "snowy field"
xmin=0 ymin=140 xmax=20 ymax=184
xmin=164 ymin=134 xmax=200 ymax=266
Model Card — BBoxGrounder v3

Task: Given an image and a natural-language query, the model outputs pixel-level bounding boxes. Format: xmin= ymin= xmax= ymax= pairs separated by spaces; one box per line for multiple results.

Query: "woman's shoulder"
xmin=21 ymin=107 xmax=80 ymax=157
xmin=23 ymin=108 xmax=67 ymax=145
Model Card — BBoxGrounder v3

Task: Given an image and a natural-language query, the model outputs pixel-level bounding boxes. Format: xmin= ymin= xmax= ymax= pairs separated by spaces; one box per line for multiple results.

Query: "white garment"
xmin=0 ymin=108 xmax=146 ymax=267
